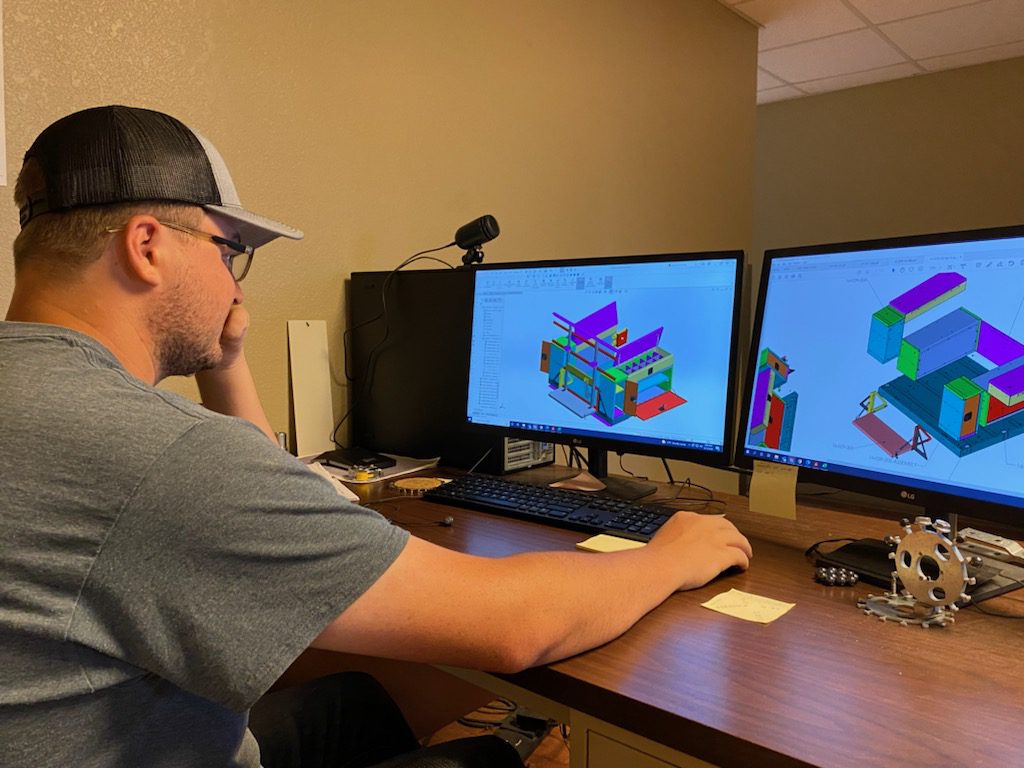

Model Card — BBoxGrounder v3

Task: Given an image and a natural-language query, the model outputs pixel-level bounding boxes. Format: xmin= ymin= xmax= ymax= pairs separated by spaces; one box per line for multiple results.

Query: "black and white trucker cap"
xmin=18 ymin=105 xmax=303 ymax=247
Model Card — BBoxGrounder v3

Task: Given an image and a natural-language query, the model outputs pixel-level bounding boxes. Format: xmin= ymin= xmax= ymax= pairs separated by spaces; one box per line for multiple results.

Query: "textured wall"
xmin=1 ymin=0 xmax=216 ymax=289
xmin=753 ymin=56 xmax=1024 ymax=289
xmin=2 ymin=0 xmax=757 ymax=488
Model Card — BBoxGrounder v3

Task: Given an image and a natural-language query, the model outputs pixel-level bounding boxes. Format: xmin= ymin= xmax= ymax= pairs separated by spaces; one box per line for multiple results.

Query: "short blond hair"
xmin=13 ymin=157 xmax=203 ymax=273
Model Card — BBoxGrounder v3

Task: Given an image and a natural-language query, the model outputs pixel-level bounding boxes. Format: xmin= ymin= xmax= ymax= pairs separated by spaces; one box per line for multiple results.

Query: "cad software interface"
xmin=745 ymin=232 xmax=1024 ymax=508
xmin=467 ymin=256 xmax=738 ymax=455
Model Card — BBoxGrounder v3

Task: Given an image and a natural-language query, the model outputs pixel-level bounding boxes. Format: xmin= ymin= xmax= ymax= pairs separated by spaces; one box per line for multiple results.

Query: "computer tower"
xmin=346 ymin=268 xmax=553 ymax=474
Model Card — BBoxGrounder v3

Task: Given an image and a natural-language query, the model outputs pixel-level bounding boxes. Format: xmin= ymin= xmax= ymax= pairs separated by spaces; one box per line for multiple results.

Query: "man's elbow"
xmin=483 ymin=626 xmax=558 ymax=673
xmin=485 ymin=644 xmax=543 ymax=673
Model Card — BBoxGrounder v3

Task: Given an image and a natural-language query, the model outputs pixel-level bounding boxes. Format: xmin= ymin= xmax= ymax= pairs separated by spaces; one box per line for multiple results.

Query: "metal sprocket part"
xmin=891 ymin=517 xmax=972 ymax=607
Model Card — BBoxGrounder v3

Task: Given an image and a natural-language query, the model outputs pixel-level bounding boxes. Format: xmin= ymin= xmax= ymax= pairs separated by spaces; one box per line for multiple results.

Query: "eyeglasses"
xmin=105 ymin=220 xmax=256 ymax=282
xmin=157 ymin=221 xmax=256 ymax=282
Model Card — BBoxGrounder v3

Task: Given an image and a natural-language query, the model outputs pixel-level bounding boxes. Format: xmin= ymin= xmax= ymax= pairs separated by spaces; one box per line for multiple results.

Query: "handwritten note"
xmin=748 ymin=459 xmax=798 ymax=519
xmin=702 ymin=588 xmax=795 ymax=623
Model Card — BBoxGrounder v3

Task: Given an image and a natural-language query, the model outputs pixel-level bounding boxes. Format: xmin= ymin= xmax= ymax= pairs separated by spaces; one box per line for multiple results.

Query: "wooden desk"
xmin=358 ymin=470 xmax=1024 ymax=768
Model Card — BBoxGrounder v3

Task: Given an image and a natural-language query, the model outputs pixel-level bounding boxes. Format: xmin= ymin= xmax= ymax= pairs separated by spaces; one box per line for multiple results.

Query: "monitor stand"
xmin=549 ymin=449 xmax=657 ymax=501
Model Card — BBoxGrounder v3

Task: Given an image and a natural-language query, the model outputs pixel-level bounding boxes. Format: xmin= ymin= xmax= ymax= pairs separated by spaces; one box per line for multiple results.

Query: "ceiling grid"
xmin=720 ymin=0 xmax=1024 ymax=103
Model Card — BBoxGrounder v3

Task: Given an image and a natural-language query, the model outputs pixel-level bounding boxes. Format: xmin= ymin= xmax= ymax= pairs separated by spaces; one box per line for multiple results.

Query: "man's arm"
xmin=312 ymin=511 xmax=752 ymax=672
xmin=195 ymin=305 xmax=276 ymax=441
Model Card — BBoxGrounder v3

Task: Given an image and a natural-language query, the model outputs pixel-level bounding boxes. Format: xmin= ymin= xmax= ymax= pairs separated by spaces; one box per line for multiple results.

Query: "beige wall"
xmin=753 ymin=56 xmax=1024 ymax=289
xmin=1 ymin=0 xmax=756 ymax=487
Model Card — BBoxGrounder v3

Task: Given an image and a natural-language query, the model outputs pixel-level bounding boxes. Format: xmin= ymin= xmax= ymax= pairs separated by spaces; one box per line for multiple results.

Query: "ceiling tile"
xmin=759 ymin=28 xmax=907 ymax=82
xmin=757 ymin=85 xmax=808 ymax=104
xmin=735 ymin=0 xmax=865 ymax=50
xmin=880 ymin=0 xmax=1024 ymax=59
xmin=919 ymin=40 xmax=1024 ymax=71
xmin=848 ymin=0 xmax=979 ymax=25
xmin=798 ymin=62 xmax=923 ymax=93
xmin=734 ymin=0 xmax=1024 ymax=103
xmin=757 ymin=68 xmax=786 ymax=89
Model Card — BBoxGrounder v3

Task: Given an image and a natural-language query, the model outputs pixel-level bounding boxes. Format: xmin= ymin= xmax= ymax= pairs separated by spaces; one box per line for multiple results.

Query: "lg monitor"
xmin=465 ymin=251 xmax=743 ymax=497
xmin=741 ymin=224 xmax=1024 ymax=534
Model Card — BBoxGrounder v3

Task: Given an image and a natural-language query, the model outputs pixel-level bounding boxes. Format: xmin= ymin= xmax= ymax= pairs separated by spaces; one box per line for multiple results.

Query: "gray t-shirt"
xmin=0 ymin=322 xmax=409 ymax=767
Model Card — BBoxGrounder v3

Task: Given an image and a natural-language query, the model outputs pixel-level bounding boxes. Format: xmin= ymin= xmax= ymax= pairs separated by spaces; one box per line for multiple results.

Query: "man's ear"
xmin=115 ymin=214 xmax=164 ymax=287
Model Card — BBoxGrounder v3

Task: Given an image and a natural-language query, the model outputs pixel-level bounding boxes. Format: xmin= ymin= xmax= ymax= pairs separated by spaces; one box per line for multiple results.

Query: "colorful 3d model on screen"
xmin=747 ymin=348 xmax=798 ymax=451
xmin=863 ymin=271 xmax=1024 ymax=458
xmin=538 ymin=301 xmax=685 ymax=426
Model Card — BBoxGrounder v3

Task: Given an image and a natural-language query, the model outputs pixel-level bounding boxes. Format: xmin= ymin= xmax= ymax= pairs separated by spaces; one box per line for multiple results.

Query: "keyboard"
xmin=423 ymin=474 xmax=672 ymax=541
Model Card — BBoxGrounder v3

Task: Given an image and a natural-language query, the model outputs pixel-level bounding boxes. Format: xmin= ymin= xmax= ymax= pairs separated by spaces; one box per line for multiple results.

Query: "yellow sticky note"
xmin=575 ymin=534 xmax=646 ymax=553
xmin=701 ymin=588 xmax=795 ymax=623
xmin=748 ymin=459 xmax=798 ymax=519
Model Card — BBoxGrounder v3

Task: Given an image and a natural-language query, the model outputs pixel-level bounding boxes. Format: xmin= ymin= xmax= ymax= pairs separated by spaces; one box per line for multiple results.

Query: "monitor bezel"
xmin=737 ymin=223 xmax=1024 ymax=530
xmin=463 ymin=250 xmax=745 ymax=469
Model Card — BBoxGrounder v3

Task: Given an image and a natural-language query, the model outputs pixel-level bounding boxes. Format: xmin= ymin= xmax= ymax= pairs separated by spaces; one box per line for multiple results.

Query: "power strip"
xmin=492 ymin=708 xmax=557 ymax=761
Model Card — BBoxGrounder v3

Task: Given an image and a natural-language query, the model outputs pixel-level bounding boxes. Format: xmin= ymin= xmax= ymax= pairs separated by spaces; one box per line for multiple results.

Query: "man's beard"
xmin=149 ymin=291 xmax=224 ymax=379
xmin=156 ymin=326 xmax=222 ymax=378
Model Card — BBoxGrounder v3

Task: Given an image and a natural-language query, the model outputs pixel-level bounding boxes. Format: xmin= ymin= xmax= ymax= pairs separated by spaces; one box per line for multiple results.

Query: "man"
xmin=0 ymin=106 xmax=752 ymax=768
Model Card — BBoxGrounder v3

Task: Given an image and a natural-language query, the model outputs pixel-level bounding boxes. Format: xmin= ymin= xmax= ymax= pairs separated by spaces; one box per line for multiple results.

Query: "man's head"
xmin=9 ymin=106 xmax=303 ymax=381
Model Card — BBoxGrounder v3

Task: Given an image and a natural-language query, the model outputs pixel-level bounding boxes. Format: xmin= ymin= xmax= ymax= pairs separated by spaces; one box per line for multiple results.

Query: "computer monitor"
xmin=465 ymin=251 xmax=743 ymax=496
xmin=347 ymin=268 xmax=555 ymax=474
xmin=740 ymin=224 xmax=1024 ymax=532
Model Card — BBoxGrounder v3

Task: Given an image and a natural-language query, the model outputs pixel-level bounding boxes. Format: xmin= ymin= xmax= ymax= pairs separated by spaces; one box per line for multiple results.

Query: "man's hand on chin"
xmin=217 ymin=305 xmax=251 ymax=371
